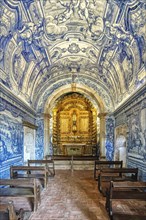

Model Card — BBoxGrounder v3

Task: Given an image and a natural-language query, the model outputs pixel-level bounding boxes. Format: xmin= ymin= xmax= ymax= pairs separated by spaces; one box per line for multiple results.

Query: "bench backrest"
xmin=95 ymin=160 xmax=123 ymax=167
xmin=10 ymin=165 xmax=48 ymax=188
xmin=0 ymin=178 xmax=40 ymax=211
xmin=0 ymin=178 xmax=36 ymax=188
xmin=100 ymin=167 xmax=138 ymax=174
xmin=11 ymin=165 xmax=46 ymax=171
xmin=100 ymin=167 xmax=138 ymax=180
xmin=28 ymin=159 xmax=54 ymax=166
xmin=107 ymin=180 xmax=146 ymax=217
xmin=94 ymin=160 xmax=123 ymax=179
xmin=10 ymin=166 xmax=47 ymax=178
xmin=0 ymin=201 xmax=17 ymax=220
xmin=112 ymin=181 xmax=146 ymax=188
xmin=110 ymin=181 xmax=146 ymax=200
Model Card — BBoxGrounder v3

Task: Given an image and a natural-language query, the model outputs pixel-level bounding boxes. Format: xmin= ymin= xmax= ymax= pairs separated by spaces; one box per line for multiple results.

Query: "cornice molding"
xmin=22 ymin=120 xmax=38 ymax=130
xmin=113 ymin=83 xmax=146 ymax=116
xmin=0 ymin=83 xmax=36 ymax=117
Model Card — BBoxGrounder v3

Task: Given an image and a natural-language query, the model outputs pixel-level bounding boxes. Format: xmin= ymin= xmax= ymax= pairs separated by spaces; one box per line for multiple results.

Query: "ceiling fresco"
xmin=0 ymin=0 xmax=145 ymax=113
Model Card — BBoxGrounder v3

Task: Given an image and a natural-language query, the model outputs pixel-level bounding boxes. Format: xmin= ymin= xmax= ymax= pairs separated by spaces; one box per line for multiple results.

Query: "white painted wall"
xmin=23 ymin=126 xmax=35 ymax=164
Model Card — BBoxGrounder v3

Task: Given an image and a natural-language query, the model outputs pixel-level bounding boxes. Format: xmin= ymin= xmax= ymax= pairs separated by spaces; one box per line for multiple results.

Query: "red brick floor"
xmin=29 ymin=170 xmax=109 ymax=220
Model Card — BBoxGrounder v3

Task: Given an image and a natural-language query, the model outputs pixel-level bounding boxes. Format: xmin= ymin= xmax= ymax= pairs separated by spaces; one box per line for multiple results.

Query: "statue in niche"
xmin=115 ymin=134 xmax=126 ymax=166
xmin=72 ymin=111 xmax=77 ymax=133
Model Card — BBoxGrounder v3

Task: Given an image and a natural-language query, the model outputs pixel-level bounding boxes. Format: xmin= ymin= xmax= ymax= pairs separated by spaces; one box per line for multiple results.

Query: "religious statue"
xmin=72 ymin=111 xmax=77 ymax=132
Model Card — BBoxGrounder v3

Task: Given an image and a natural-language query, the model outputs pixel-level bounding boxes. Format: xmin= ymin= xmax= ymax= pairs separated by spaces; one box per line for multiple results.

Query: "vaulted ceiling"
xmin=0 ymin=0 xmax=145 ymax=114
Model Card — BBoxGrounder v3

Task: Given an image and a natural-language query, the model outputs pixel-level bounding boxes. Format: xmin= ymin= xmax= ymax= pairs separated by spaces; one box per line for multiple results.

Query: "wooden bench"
xmin=0 ymin=201 xmax=18 ymax=220
xmin=10 ymin=165 xmax=48 ymax=188
xmin=0 ymin=178 xmax=40 ymax=212
xmin=98 ymin=167 xmax=138 ymax=195
xmin=28 ymin=159 xmax=55 ymax=177
xmin=106 ymin=181 xmax=146 ymax=219
xmin=94 ymin=160 xmax=123 ymax=180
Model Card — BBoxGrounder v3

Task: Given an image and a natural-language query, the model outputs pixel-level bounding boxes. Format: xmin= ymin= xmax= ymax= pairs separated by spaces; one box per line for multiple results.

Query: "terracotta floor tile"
xmin=29 ymin=170 xmax=109 ymax=220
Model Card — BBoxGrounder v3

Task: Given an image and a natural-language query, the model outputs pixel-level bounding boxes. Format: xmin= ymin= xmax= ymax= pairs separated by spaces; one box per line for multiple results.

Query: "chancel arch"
xmin=43 ymin=84 xmax=107 ymax=157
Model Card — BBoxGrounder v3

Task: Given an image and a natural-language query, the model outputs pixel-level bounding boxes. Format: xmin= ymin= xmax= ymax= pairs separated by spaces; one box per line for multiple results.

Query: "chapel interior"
xmin=0 ymin=0 xmax=146 ymax=219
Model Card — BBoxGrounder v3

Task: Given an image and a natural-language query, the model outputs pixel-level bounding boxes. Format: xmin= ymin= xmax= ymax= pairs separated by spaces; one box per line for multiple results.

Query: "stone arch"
xmin=44 ymin=83 xmax=105 ymax=113
xmin=43 ymin=83 xmax=107 ymax=157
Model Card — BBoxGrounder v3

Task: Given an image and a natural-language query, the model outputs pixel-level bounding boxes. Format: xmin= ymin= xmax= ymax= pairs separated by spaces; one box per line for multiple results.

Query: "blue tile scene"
xmin=0 ymin=0 xmax=145 ymax=180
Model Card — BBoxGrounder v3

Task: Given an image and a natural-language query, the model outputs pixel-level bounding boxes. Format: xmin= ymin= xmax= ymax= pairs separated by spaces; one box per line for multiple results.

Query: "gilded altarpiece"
xmin=53 ymin=94 xmax=97 ymax=155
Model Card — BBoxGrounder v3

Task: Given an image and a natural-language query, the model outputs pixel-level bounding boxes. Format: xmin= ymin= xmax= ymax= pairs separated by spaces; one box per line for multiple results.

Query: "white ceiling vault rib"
xmin=0 ymin=0 xmax=145 ymax=113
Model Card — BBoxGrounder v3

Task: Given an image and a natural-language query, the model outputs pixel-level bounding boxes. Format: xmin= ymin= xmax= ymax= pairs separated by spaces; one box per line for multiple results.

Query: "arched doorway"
xmin=52 ymin=93 xmax=97 ymax=155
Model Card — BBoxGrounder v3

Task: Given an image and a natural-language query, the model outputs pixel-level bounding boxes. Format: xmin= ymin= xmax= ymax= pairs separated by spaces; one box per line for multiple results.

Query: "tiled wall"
xmin=0 ymin=89 xmax=36 ymax=179
xmin=0 ymin=112 xmax=24 ymax=178
xmin=114 ymin=85 xmax=146 ymax=180
xmin=105 ymin=117 xmax=115 ymax=161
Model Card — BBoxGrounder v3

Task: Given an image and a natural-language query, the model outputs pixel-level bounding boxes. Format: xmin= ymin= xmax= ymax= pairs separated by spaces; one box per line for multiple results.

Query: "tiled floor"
xmin=29 ymin=170 xmax=109 ymax=220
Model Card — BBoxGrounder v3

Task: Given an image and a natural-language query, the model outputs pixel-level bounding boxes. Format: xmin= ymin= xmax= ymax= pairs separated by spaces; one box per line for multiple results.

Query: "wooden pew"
xmin=94 ymin=160 xmax=123 ymax=180
xmin=10 ymin=165 xmax=48 ymax=188
xmin=28 ymin=159 xmax=55 ymax=177
xmin=98 ymin=167 xmax=138 ymax=195
xmin=106 ymin=181 xmax=146 ymax=219
xmin=0 ymin=201 xmax=18 ymax=220
xmin=0 ymin=178 xmax=40 ymax=211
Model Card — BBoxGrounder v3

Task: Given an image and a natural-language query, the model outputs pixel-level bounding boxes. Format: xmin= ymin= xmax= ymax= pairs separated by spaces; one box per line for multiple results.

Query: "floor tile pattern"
xmin=29 ymin=170 xmax=109 ymax=220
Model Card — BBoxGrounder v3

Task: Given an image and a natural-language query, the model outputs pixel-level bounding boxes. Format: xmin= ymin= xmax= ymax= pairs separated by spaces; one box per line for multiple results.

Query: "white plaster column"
xmin=44 ymin=113 xmax=51 ymax=157
xmin=98 ymin=113 xmax=107 ymax=158
xmin=23 ymin=121 xmax=37 ymax=164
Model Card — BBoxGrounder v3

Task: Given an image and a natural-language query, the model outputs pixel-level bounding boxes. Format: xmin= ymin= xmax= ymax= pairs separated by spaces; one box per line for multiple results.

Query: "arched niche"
xmin=114 ymin=125 xmax=127 ymax=167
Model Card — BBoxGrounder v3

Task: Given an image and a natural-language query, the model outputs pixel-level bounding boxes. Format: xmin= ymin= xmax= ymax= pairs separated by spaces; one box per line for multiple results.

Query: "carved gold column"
xmin=43 ymin=113 xmax=51 ymax=157
xmin=98 ymin=113 xmax=107 ymax=158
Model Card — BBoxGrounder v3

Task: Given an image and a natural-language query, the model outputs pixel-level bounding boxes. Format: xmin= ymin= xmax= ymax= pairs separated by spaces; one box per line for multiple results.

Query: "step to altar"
xmin=54 ymin=160 xmax=94 ymax=170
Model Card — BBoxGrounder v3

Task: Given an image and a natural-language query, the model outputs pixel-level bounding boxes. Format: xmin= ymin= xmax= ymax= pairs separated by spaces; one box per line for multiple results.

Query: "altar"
xmin=62 ymin=143 xmax=86 ymax=155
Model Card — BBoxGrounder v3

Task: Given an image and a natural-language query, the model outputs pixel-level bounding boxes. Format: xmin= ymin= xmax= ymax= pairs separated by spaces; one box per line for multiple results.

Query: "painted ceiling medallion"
xmin=44 ymin=0 xmax=105 ymax=41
